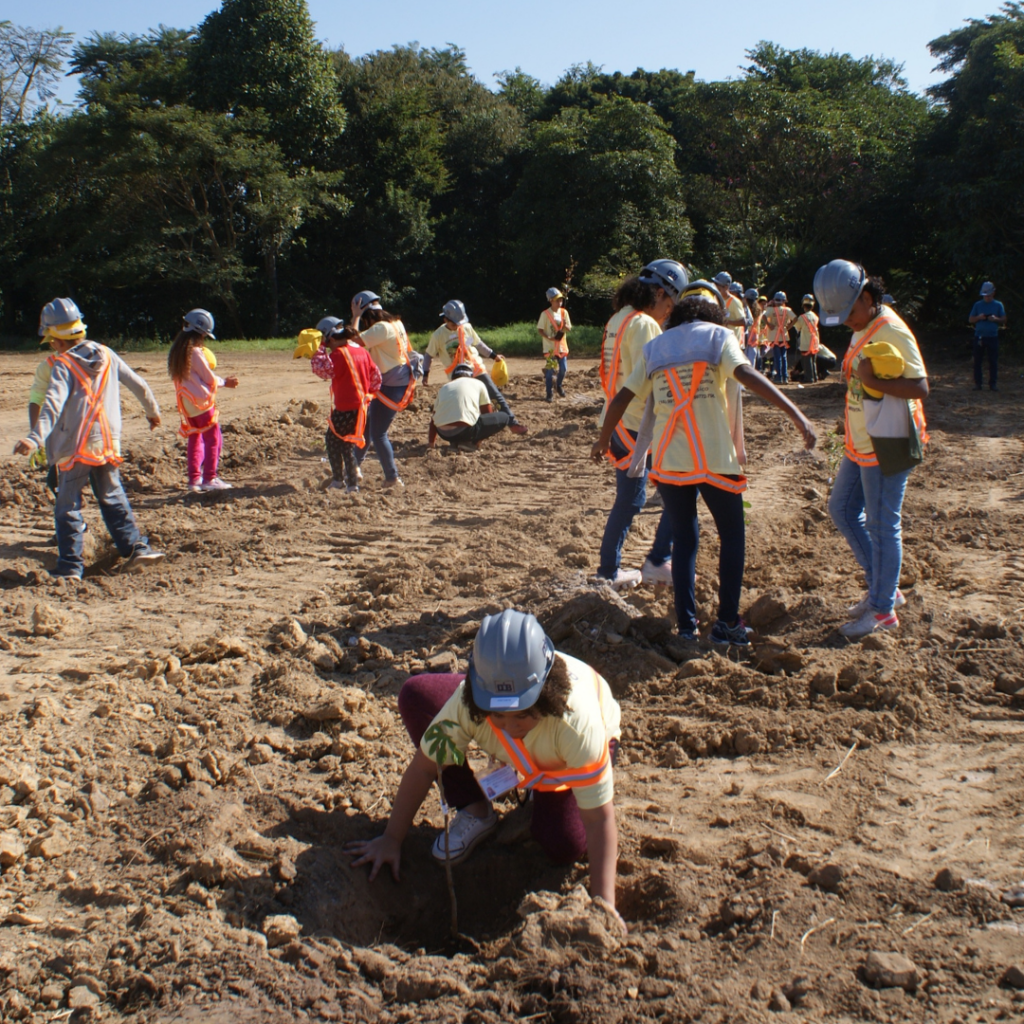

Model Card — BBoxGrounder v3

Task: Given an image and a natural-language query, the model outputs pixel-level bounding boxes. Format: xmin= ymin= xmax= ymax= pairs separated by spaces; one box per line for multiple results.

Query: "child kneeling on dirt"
xmin=428 ymin=362 xmax=510 ymax=449
xmin=346 ymin=609 xmax=624 ymax=924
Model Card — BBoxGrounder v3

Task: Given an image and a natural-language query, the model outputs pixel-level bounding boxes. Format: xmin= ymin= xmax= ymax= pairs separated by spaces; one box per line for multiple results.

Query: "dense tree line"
xmin=1 ymin=0 xmax=1021 ymax=340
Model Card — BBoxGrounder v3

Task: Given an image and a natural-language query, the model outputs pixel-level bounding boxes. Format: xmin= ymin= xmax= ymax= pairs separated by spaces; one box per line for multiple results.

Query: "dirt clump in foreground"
xmin=1 ymin=349 xmax=1024 ymax=1023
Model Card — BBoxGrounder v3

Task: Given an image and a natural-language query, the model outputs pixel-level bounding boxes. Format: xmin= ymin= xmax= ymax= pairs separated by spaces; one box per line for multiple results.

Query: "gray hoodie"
xmin=28 ymin=341 xmax=160 ymax=466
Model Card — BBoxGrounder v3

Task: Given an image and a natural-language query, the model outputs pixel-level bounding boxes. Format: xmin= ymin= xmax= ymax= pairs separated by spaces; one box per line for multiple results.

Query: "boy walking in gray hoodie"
xmin=14 ymin=300 xmax=165 ymax=581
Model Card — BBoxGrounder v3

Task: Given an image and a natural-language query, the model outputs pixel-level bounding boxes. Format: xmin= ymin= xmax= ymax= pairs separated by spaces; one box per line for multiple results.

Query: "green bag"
xmin=867 ymin=397 xmax=923 ymax=476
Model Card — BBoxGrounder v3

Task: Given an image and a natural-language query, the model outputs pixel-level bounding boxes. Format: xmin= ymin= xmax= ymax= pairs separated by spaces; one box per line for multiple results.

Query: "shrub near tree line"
xmin=0 ymin=1 xmax=1021 ymax=342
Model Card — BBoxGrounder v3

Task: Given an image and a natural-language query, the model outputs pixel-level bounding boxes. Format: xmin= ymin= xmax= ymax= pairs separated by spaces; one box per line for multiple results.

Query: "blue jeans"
xmin=480 ymin=372 xmax=516 ymax=421
xmin=828 ymin=456 xmax=910 ymax=615
xmin=54 ymin=462 xmax=145 ymax=576
xmin=773 ymin=347 xmax=788 ymax=383
xmin=355 ymin=384 xmax=404 ymax=481
xmin=657 ymin=480 xmax=745 ymax=633
xmin=973 ymin=336 xmax=998 ymax=389
xmin=598 ymin=432 xmax=673 ymax=578
xmin=545 ymin=357 xmax=567 ymax=398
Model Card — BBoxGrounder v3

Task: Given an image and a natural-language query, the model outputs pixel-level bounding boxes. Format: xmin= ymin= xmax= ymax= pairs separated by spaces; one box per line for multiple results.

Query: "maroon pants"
xmin=398 ymin=674 xmax=588 ymax=864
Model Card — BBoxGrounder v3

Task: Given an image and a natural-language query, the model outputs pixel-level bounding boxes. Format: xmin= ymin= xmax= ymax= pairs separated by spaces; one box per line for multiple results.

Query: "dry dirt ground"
xmin=0 ymin=346 xmax=1023 ymax=1024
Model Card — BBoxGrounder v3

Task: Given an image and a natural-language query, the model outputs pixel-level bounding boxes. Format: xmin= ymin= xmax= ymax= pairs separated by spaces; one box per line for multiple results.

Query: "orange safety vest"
xmin=52 ymin=352 xmax=123 ymax=472
xmin=373 ymin=321 xmax=416 ymax=412
xmin=769 ymin=309 xmax=792 ymax=349
xmin=648 ymin=363 xmax=747 ymax=493
xmin=327 ymin=345 xmax=371 ymax=448
xmin=800 ymin=314 xmax=820 ymax=355
xmin=841 ymin=316 xmax=929 ymax=467
xmin=443 ymin=325 xmax=486 ymax=378
xmin=600 ymin=310 xmax=642 ymax=470
xmin=486 ymin=668 xmax=611 ymax=793
xmin=544 ymin=309 xmax=569 ymax=358
xmin=175 ymin=374 xmax=219 ymax=439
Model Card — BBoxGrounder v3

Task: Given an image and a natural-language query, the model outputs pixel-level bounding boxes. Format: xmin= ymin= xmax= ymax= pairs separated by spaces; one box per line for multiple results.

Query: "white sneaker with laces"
xmin=847 ymin=589 xmax=906 ymax=617
xmin=431 ymin=808 xmax=498 ymax=865
xmin=641 ymin=558 xmax=673 ymax=586
xmin=840 ymin=608 xmax=899 ymax=639
xmin=598 ymin=568 xmax=642 ymax=591
xmin=201 ymin=477 xmax=232 ymax=491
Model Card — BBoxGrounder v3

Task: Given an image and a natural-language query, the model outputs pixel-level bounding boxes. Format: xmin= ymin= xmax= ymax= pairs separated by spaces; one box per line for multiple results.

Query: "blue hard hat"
xmin=440 ymin=299 xmax=469 ymax=325
xmin=183 ymin=308 xmax=216 ymax=339
xmin=352 ymin=290 xmax=382 ymax=311
xmin=316 ymin=316 xmax=343 ymax=336
xmin=713 ymin=271 xmax=732 ymax=286
xmin=639 ymin=259 xmax=689 ymax=301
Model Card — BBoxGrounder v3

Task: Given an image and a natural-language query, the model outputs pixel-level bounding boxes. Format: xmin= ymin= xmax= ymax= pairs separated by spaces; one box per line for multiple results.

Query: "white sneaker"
xmin=187 ymin=483 xmax=203 ymax=493
xmin=598 ymin=568 xmax=642 ymax=591
xmin=354 ymin=466 xmax=363 ymax=483
xmin=382 ymin=477 xmax=404 ymax=489
xmin=847 ymin=589 xmax=906 ymax=617
xmin=431 ymin=808 xmax=498 ymax=865
xmin=200 ymin=478 xmax=232 ymax=491
xmin=346 ymin=484 xmax=360 ymax=494
xmin=641 ymin=558 xmax=673 ymax=586
xmin=327 ymin=480 xmax=345 ymax=490
xmin=839 ymin=609 xmax=899 ymax=639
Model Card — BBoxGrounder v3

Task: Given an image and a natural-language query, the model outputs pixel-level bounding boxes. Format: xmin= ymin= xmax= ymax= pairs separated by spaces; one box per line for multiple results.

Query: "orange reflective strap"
xmin=443 ymin=325 xmax=484 ymax=377
xmin=771 ymin=310 xmax=790 ymax=348
xmin=841 ymin=317 xmax=895 ymax=467
xmin=53 ymin=353 xmax=122 ymax=471
xmin=601 ymin=310 xmax=642 ymax=469
xmin=545 ymin=309 xmax=569 ymax=357
xmin=328 ymin=346 xmax=370 ymax=448
xmin=649 ymin=365 xmax=747 ymax=493
xmin=485 ymin=669 xmax=611 ymax=793
xmin=373 ymin=323 xmax=416 ymax=412
xmin=802 ymin=315 xmax=820 ymax=355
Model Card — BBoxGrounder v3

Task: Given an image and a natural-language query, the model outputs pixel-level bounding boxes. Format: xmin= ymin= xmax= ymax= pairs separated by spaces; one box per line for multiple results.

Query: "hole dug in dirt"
xmin=275 ymin=803 xmax=583 ymax=950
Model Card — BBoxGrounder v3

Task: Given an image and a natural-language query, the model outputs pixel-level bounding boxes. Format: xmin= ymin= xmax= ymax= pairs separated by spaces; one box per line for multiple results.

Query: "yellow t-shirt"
xmin=29 ymin=358 xmax=54 ymax=406
xmin=725 ymin=296 xmax=746 ymax=347
xmin=845 ymin=309 xmax=927 ymax=457
xmin=763 ymin=306 xmax=796 ymax=346
xmin=623 ymin=330 xmax=750 ymax=478
xmin=796 ymin=311 xmax=819 ymax=352
xmin=433 ymin=377 xmax=490 ymax=428
xmin=420 ymin=653 xmax=621 ymax=810
xmin=598 ymin=306 xmax=663 ymax=434
xmin=360 ymin=321 xmax=409 ymax=376
xmin=426 ymin=324 xmax=487 ymax=377
xmin=537 ymin=307 xmax=572 ymax=355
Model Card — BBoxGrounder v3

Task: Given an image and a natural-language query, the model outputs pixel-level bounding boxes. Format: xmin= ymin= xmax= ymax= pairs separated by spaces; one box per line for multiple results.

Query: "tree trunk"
xmin=265 ymin=248 xmax=279 ymax=336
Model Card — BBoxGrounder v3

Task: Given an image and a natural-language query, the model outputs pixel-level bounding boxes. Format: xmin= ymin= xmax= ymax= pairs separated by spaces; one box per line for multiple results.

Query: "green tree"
xmin=190 ymin=0 xmax=345 ymax=163
xmin=921 ymin=4 xmax=1024 ymax=324
xmin=502 ymin=96 xmax=691 ymax=315
xmin=0 ymin=22 xmax=74 ymax=124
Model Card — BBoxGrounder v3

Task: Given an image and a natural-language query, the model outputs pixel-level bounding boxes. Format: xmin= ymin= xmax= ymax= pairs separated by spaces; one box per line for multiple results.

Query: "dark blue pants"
xmin=354 ymin=384 xmax=405 ymax=481
xmin=54 ymin=462 xmax=145 ymax=577
xmin=657 ymin=480 xmax=745 ymax=633
xmin=773 ymin=347 xmax=788 ymax=383
xmin=597 ymin=432 xmax=673 ymax=578
xmin=545 ymin=357 xmax=567 ymax=398
xmin=973 ymin=336 xmax=998 ymax=389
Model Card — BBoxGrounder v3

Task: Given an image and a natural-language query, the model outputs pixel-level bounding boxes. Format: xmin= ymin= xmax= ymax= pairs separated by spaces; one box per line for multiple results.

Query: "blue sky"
xmin=30 ymin=0 xmax=993 ymax=105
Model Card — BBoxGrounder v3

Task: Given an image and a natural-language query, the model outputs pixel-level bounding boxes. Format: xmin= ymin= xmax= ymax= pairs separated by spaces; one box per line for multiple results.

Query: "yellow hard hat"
xmin=861 ymin=341 xmax=904 ymax=398
xmin=293 ymin=328 xmax=322 ymax=360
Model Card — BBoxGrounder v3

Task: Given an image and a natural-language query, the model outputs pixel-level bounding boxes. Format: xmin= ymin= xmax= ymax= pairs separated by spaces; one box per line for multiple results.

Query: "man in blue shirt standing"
xmin=969 ymin=281 xmax=1006 ymax=391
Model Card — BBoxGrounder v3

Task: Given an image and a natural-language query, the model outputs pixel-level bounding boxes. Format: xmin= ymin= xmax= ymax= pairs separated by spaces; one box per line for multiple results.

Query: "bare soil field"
xmin=1 ymin=346 xmax=1023 ymax=1024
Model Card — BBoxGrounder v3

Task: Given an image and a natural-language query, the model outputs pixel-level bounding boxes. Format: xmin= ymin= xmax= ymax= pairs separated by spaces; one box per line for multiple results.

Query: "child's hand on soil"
xmin=224 ymin=376 xmax=240 ymax=388
xmin=344 ymin=834 xmax=402 ymax=882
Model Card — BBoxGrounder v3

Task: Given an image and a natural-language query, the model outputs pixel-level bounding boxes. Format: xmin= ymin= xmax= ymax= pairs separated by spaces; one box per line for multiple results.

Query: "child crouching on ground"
xmin=167 ymin=309 xmax=238 ymax=492
xmin=312 ymin=321 xmax=381 ymax=492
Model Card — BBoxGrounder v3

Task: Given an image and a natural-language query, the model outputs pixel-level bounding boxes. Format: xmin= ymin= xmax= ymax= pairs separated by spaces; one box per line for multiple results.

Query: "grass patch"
xmin=1 ymin=323 xmax=605 ymax=357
